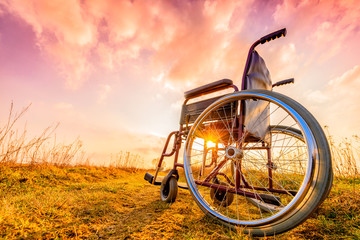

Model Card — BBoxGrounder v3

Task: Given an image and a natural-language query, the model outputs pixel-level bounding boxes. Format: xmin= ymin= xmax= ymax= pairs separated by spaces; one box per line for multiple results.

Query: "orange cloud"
xmin=305 ymin=64 xmax=360 ymax=137
xmin=2 ymin=0 xmax=359 ymax=92
xmin=274 ymin=0 xmax=360 ymax=61
xmin=1 ymin=0 xmax=255 ymax=89
xmin=2 ymin=0 xmax=96 ymax=89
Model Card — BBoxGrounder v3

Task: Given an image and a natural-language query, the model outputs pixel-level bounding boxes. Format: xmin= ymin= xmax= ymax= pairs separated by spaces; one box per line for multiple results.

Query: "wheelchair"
xmin=144 ymin=28 xmax=333 ymax=236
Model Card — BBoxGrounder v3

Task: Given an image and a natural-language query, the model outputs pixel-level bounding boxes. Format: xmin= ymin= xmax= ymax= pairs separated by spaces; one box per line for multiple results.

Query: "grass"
xmin=0 ymin=103 xmax=88 ymax=166
xmin=0 ymin=103 xmax=144 ymax=169
xmin=325 ymin=126 xmax=360 ymax=178
xmin=0 ymin=165 xmax=359 ymax=239
xmin=1 ymin=103 xmax=360 ymax=239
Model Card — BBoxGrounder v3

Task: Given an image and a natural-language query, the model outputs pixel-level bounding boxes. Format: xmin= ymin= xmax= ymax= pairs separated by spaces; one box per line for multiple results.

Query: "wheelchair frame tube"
xmin=153 ymin=130 xmax=184 ymax=184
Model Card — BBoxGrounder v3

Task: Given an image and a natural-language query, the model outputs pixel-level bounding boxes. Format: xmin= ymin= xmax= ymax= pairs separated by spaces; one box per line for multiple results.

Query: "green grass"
xmin=0 ymin=165 xmax=359 ymax=239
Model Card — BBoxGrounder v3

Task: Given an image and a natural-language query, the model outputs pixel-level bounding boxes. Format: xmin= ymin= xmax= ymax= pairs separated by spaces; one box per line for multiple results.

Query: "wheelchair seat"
xmin=184 ymin=79 xmax=234 ymax=99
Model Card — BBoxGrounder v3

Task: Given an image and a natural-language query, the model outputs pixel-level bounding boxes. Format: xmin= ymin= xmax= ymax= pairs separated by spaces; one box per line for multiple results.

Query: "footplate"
xmin=144 ymin=172 xmax=188 ymax=189
xmin=144 ymin=173 xmax=161 ymax=185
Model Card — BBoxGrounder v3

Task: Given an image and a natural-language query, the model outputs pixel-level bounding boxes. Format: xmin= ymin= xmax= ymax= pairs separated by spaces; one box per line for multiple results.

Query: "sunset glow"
xmin=206 ymin=141 xmax=216 ymax=149
xmin=1 ymin=0 xmax=359 ymax=167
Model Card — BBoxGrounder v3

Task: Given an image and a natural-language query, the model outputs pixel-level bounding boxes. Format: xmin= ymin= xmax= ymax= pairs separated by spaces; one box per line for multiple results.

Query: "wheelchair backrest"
xmin=243 ymin=50 xmax=272 ymax=143
xmin=244 ymin=51 xmax=272 ymax=91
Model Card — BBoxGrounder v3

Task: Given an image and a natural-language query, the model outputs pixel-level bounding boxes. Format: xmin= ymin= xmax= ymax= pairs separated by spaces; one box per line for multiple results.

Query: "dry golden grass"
xmin=0 ymin=165 xmax=359 ymax=239
xmin=325 ymin=126 xmax=360 ymax=178
xmin=109 ymin=151 xmax=144 ymax=171
xmin=0 ymin=103 xmax=146 ymax=170
xmin=0 ymin=103 xmax=88 ymax=166
xmin=1 ymin=103 xmax=360 ymax=239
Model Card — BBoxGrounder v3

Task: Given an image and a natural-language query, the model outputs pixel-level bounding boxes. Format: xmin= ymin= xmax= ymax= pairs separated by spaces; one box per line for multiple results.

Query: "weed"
xmin=1 ymin=104 xmax=360 ymax=239
xmin=325 ymin=126 xmax=360 ymax=179
xmin=109 ymin=151 xmax=145 ymax=171
xmin=0 ymin=103 xmax=88 ymax=166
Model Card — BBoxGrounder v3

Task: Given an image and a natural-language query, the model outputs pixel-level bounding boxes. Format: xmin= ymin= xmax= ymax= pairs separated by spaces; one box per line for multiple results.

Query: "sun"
xmin=206 ymin=140 xmax=216 ymax=148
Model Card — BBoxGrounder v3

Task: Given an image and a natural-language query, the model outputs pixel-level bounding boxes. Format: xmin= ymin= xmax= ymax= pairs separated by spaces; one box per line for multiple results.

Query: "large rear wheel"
xmin=184 ymin=90 xmax=332 ymax=236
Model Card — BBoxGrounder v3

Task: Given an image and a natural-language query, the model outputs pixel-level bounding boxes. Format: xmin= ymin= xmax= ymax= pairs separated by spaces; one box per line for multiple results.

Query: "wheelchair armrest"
xmin=184 ymin=79 xmax=237 ymax=99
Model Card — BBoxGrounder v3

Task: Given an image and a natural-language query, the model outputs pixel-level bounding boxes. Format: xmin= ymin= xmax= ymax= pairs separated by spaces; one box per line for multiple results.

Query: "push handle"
xmin=260 ymin=28 xmax=287 ymax=44
xmin=272 ymin=78 xmax=294 ymax=88
xmin=241 ymin=28 xmax=287 ymax=90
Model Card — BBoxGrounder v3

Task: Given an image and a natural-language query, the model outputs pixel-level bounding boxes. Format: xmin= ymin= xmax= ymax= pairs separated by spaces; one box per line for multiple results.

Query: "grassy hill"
xmin=0 ymin=164 xmax=359 ymax=239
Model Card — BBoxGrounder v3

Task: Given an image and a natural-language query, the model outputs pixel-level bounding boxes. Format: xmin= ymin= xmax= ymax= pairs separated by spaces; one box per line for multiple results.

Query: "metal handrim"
xmin=184 ymin=91 xmax=317 ymax=226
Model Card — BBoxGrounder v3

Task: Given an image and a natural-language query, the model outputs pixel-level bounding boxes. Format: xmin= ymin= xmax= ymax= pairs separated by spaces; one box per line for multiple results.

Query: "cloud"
xmin=264 ymin=42 xmax=300 ymax=81
xmin=329 ymin=65 xmax=360 ymax=88
xmin=2 ymin=0 xmax=359 ymax=92
xmin=322 ymin=65 xmax=360 ymax=112
xmin=1 ymin=0 xmax=96 ymax=89
xmin=44 ymin=42 xmax=91 ymax=89
xmin=96 ymin=43 xmax=114 ymax=71
xmin=151 ymin=0 xmax=253 ymax=85
xmin=1 ymin=0 xmax=256 ymax=90
xmin=305 ymin=90 xmax=329 ymax=104
xmin=273 ymin=0 xmax=360 ymax=61
xmin=305 ymin=65 xmax=360 ymax=135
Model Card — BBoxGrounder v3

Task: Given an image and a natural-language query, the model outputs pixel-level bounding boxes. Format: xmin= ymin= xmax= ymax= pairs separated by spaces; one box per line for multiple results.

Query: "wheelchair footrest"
xmin=144 ymin=173 xmax=161 ymax=185
xmin=259 ymin=193 xmax=281 ymax=206
xmin=178 ymin=182 xmax=188 ymax=189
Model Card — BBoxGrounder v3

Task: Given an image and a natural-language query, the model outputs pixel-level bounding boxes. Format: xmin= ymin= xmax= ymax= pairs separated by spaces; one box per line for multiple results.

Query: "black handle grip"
xmin=260 ymin=28 xmax=287 ymax=44
xmin=272 ymin=78 xmax=294 ymax=88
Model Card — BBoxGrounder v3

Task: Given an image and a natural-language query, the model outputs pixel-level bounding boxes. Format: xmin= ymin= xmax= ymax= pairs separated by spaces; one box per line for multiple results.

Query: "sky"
xmin=0 ymin=0 xmax=359 ymax=167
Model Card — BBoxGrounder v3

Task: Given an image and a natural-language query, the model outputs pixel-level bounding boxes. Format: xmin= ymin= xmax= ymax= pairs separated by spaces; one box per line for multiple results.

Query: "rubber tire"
xmin=246 ymin=90 xmax=333 ymax=236
xmin=160 ymin=176 xmax=178 ymax=203
xmin=210 ymin=181 xmax=234 ymax=207
xmin=184 ymin=90 xmax=333 ymax=236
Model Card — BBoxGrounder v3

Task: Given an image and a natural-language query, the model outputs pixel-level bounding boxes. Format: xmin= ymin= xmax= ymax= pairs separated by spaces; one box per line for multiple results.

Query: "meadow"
xmin=0 ymin=104 xmax=359 ymax=239
xmin=1 ymin=165 xmax=359 ymax=239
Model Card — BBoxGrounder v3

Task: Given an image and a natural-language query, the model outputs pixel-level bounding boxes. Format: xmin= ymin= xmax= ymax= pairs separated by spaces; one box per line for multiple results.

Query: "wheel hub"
xmin=225 ymin=146 xmax=243 ymax=160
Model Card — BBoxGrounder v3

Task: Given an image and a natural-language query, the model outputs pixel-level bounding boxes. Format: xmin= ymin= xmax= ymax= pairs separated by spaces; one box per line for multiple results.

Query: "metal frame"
xmin=150 ymin=28 xmax=292 ymax=203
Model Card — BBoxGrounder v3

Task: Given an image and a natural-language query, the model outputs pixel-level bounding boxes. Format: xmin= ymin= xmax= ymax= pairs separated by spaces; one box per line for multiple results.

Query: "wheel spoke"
xmin=184 ymin=91 xmax=326 ymax=232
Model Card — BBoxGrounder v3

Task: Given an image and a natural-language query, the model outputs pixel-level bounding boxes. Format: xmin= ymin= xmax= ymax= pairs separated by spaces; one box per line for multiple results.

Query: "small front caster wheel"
xmin=210 ymin=181 xmax=234 ymax=207
xmin=160 ymin=176 xmax=178 ymax=203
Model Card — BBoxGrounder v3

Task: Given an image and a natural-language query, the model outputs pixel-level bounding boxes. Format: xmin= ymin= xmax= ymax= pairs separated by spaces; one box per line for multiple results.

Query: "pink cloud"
xmin=1 ymin=0 xmax=255 ymax=89
xmin=96 ymin=43 xmax=114 ymax=70
xmin=2 ymin=0 xmax=358 ymax=96
xmin=273 ymin=0 xmax=360 ymax=60
xmin=44 ymin=42 xmax=91 ymax=89
xmin=328 ymin=65 xmax=360 ymax=91
xmin=2 ymin=0 xmax=96 ymax=89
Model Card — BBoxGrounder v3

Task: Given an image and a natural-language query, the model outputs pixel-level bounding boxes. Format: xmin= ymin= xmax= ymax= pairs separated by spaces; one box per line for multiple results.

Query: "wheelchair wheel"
xmin=184 ymin=90 xmax=332 ymax=236
xmin=245 ymin=125 xmax=304 ymax=213
xmin=210 ymin=181 xmax=234 ymax=207
xmin=160 ymin=176 xmax=178 ymax=203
